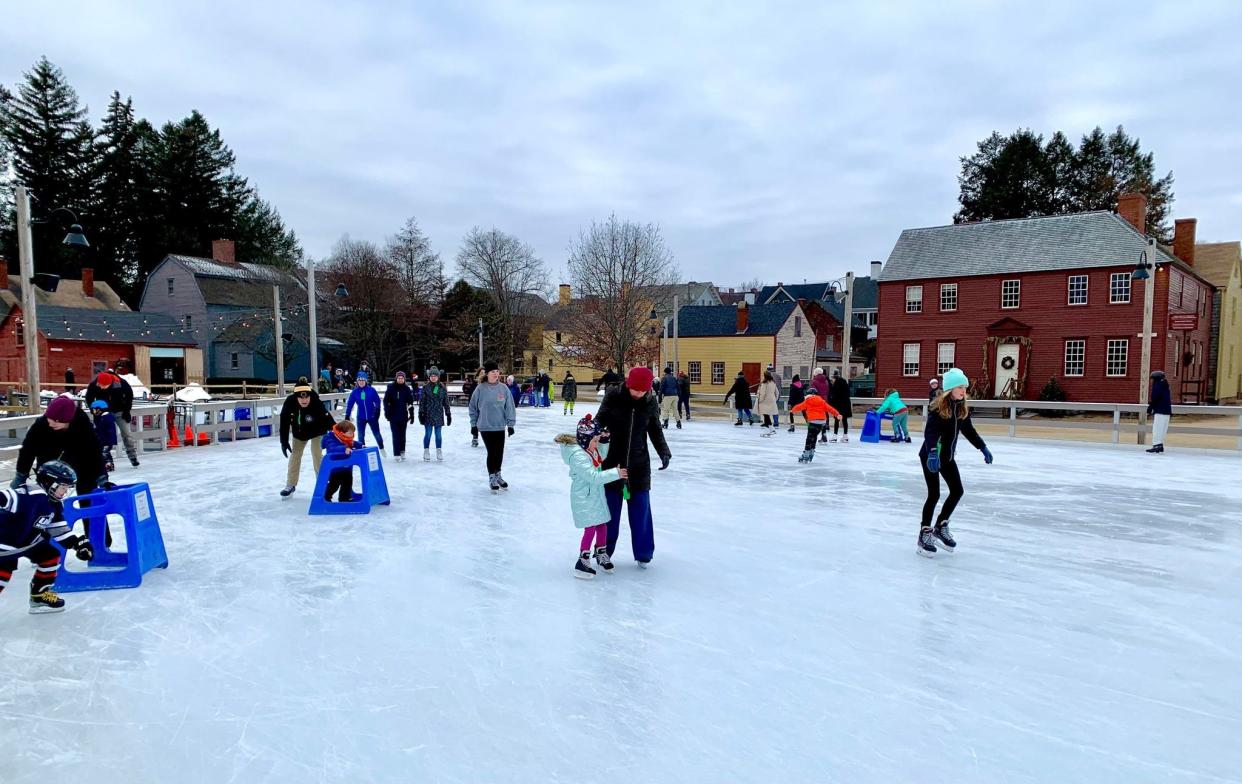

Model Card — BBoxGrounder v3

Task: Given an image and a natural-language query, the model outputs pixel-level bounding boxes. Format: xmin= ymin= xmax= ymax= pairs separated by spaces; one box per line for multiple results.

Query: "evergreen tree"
xmin=90 ymin=92 xmax=149 ymax=289
xmin=235 ymin=196 xmax=301 ymax=269
xmin=955 ymin=129 xmax=1055 ymax=223
xmin=433 ymin=279 xmax=505 ymax=372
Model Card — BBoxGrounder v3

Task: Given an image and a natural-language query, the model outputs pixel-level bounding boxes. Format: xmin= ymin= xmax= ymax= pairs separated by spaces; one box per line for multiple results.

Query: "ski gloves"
xmin=75 ymin=540 xmax=95 ymax=562
xmin=925 ymin=451 xmax=940 ymax=473
xmin=281 ymin=441 xmax=291 ymax=458
xmin=507 ymin=427 xmax=515 ymax=436
xmin=982 ymin=446 xmax=994 ymax=464
xmin=659 ymin=454 xmax=670 ymax=471
xmin=10 ymin=472 xmax=28 ymax=489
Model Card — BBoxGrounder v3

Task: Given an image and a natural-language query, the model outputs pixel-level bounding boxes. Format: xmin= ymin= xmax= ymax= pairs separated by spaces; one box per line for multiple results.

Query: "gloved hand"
xmin=97 ymin=478 xmax=118 ymax=491
xmin=1146 ymin=405 xmax=1153 ymax=416
xmin=281 ymin=441 xmax=291 ymax=458
xmin=446 ymin=411 xmax=452 ymax=426
xmin=982 ymin=446 xmax=994 ymax=465
xmin=926 ymin=451 xmax=941 ymax=473
xmin=659 ymin=454 xmax=670 ymax=471
xmin=75 ymin=540 xmax=94 ymax=562
xmin=507 ymin=426 xmax=515 ymax=436
xmin=10 ymin=472 xmax=28 ymax=490
xmin=122 ymin=412 xmax=132 ymax=424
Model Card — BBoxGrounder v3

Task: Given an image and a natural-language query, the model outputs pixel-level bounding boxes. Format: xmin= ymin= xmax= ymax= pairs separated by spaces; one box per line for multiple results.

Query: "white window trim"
xmin=1064 ymin=339 xmax=1086 ymax=377
xmin=688 ymin=361 xmax=702 ymax=384
xmin=940 ymin=283 xmax=958 ymax=312
xmin=937 ymin=342 xmax=956 ymax=375
xmin=902 ymin=342 xmax=920 ymax=377
xmin=1109 ymin=272 xmax=1132 ymax=305
xmin=905 ymin=285 xmax=923 ymax=314
xmin=710 ymin=362 xmax=725 ymax=385
xmin=1001 ymin=279 xmax=1021 ymax=310
xmin=1068 ymin=275 xmax=1089 ymax=306
xmin=1105 ymin=339 xmax=1129 ymax=377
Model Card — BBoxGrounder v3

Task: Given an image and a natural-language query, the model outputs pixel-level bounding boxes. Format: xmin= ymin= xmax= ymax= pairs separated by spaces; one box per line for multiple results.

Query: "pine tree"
xmin=235 ymin=196 xmax=301 ymax=269
xmin=90 ymin=92 xmax=149 ymax=290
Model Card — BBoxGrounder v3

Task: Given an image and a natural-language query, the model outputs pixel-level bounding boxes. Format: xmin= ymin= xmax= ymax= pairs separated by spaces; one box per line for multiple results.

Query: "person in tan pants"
xmin=279 ymin=379 xmax=334 ymax=497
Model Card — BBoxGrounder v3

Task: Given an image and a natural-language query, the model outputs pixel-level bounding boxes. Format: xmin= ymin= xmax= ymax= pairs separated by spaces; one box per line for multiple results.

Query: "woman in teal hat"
xmin=917 ymin=367 xmax=993 ymax=558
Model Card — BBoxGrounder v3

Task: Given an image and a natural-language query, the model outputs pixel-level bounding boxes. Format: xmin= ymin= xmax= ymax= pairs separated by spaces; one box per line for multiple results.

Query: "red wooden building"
xmin=876 ymin=195 xmax=1214 ymax=403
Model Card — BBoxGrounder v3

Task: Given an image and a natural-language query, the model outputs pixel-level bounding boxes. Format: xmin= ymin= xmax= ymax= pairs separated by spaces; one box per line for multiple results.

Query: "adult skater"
xmin=596 ymin=367 xmax=620 ymax=392
xmin=279 ymin=378 xmax=333 ymax=496
xmin=768 ymin=364 xmax=783 ymax=421
xmin=64 ymin=367 xmax=75 ymax=393
xmin=1146 ymin=370 xmax=1172 ymax=454
xmin=811 ymin=368 xmax=831 ymax=443
xmin=562 ymin=372 xmax=578 ymax=416
xmin=468 ymin=361 xmax=517 ymax=492
xmin=928 ymin=377 xmax=940 ymax=402
xmin=786 ymin=373 xmax=805 ymax=432
xmin=595 ymin=367 xmax=671 ymax=566
xmin=918 ymin=368 xmax=993 ymax=558
xmin=828 ymin=370 xmax=852 ymax=442
xmin=345 ymin=372 xmax=384 ymax=452
xmin=383 ymin=371 xmax=415 ymax=461
xmin=419 ymin=367 xmax=451 ymax=461
xmin=676 ymin=370 xmax=691 ymax=422
xmin=723 ymin=371 xmax=755 ymax=426
xmin=658 ymin=367 xmax=681 ymax=429
xmin=84 ymin=371 xmax=140 ymax=467
xmin=756 ymin=370 xmax=779 ymax=435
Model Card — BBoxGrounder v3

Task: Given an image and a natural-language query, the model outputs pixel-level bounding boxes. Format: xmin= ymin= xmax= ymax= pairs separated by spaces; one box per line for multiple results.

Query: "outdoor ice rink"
xmin=2 ymin=403 xmax=1239 ymax=783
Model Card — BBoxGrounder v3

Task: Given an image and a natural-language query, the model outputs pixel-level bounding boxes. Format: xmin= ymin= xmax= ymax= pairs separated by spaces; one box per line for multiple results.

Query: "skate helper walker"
xmin=790 ymin=387 xmax=839 ymax=462
xmin=917 ymin=368 xmax=993 ymax=558
xmin=556 ymin=414 xmax=627 ymax=578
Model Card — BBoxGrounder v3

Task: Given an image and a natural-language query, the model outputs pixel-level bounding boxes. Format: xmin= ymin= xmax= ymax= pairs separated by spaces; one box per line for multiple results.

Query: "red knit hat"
xmin=96 ymin=372 xmax=119 ymax=387
xmin=46 ymin=395 xmax=78 ymax=423
xmin=626 ymin=366 xmax=654 ymax=391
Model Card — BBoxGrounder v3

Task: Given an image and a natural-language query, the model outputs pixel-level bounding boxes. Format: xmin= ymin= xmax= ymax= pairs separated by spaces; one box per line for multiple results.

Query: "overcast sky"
xmin=5 ymin=1 xmax=1241 ymax=290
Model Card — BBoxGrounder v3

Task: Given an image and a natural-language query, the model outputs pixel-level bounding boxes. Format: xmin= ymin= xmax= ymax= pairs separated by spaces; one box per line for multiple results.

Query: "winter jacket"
xmin=93 ymin=411 xmax=118 ymax=448
xmin=322 ymin=425 xmax=356 ymax=456
xmin=755 ymin=380 xmax=779 ymax=416
xmin=875 ymin=390 xmax=908 ymax=416
xmin=596 ymin=370 xmax=621 ymax=391
xmin=383 ymin=382 xmax=415 ymax=422
xmin=677 ymin=375 xmax=691 ymax=400
xmin=469 ymin=381 xmax=517 ymax=432
xmin=1148 ymin=378 xmax=1173 ymax=416
xmin=346 ymin=385 xmax=382 ymax=422
xmin=791 ymin=396 xmax=840 ymax=424
xmin=829 ymin=377 xmax=852 ymax=417
xmin=279 ymin=391 xmax=333 ymax=444
xmin=507 ymin=382 xmax=521 ymax=403
xmin=85 ymin=377 xmax=135 ymax=422
xmin=929 ymin=387 xmax=940 ymax=402
xmin=724 ymin=376 xmax=753 ymax=410
xmin=658 ymin=372 xmax=680 ymax=398
xmin=787 ymin=380 xmax=806 ymax=407
xmin=0 ymin=487 xmax=86 ymax=561
xmin=560 ymin=443 xmax=622 ymax=528
xmin=562 ymin=376 xmax=578 ymax=401
xmin=771 ymin=374 xmax=783 ymax=400
xmin=811 ymin=374 xmax=830 ymax=399
xmin=16 ymin=410 xmax=106 ymax=492
xmin=919 ymin=399 xmax=987 ymax=464
xmin=595 ymin=386 xmax=671 ymax=494
xmin=420 ymin=381 xmax=450 ymax=427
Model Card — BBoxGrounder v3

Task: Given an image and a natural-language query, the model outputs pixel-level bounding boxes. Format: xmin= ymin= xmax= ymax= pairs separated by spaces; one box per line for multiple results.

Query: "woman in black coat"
xmin=384 ymin=371 xmax=416 ymax=460
xmin=786 ymin=374 xmax=806 ymax=432
xmin=723 ymin=372 xmax=754 ymax=426
xmin=828 ymin=371 xmax=853 ymax=442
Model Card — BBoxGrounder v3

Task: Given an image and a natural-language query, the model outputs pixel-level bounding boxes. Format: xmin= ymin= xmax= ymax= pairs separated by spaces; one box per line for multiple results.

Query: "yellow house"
xmin=1197 ymin=242 xmax=1242 ymax=403
xmin=529 ymin=285 xmax=663 ymax=383
xmin=671 ymin=301 xmax=815 ymax=395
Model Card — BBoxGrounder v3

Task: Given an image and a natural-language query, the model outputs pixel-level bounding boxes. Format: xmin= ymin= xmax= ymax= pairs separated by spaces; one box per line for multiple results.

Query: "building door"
xmin=742 ymin=362 xmax=761 ymax=389
xmin=995 ymin=343 xmax=1020 ymax=397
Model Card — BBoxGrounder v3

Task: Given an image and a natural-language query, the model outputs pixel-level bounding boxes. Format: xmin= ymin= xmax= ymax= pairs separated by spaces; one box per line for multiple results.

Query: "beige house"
xmin=1197 ymin=242 xmax=1242 ymax=403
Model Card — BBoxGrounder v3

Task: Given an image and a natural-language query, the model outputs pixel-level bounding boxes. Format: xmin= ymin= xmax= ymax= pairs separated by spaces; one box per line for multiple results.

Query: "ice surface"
xmin=2 ymin=405 xmax=1240 ymax=783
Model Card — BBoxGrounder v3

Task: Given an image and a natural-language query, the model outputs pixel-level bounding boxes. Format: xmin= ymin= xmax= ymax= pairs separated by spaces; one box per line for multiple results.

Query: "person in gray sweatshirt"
xmin=468 ymin=360 xmax=518 ymax=492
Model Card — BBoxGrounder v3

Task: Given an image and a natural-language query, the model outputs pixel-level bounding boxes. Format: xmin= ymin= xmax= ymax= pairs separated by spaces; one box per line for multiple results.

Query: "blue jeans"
xmin=423 ymin=424 xmax=442 ymax=449
xmin=605 ymin=487 xmax=654 ymax=562
xmin=736 ymin=409 xmax=752 ymax=422
xmin=356 ymin=417 xmax=384 ymax=448
xmin=678 ymin=397 xmax=690 ymax=418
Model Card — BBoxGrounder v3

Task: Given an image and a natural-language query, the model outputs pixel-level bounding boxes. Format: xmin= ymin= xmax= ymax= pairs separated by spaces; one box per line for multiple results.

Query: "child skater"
xmin=90 ymin=399 xmax=118 ymax=471
xmin=555 ymin=414 xmax=626 ymax=579
xmin=790 ymin=387 xmax=839 ymax=463
xmin=321 ymin=420 xmax=358 ymax=502
xmin=875 ymin=388 xmax=912 ymax=444
xmin=918 ymin=368 xmax=993 ymax=558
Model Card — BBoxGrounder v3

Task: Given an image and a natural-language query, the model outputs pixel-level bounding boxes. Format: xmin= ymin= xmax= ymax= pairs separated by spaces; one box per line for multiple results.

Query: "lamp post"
xmin=1133 ymin=237 xmax=1158 ymax=445
xmin=273 ymin=286 xmax=285 ymax=396
xmin=306 ymin=257 xmax=348 ymax=387
xmin=15 ymin=186 xmax=89 ymax=412
xmin=828 ymin=272 xmax=855 ymax=381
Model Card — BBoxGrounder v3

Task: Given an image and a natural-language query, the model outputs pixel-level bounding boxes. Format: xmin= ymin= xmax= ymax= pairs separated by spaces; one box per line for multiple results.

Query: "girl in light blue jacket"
xmin=555 ymin=414 xmax=626 ymax=579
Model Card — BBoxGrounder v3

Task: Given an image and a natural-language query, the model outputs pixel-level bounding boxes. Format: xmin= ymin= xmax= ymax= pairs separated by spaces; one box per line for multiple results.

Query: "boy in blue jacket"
xmin=345 ymin=372 xmax=384 ymax=452
xmin=321 ymin=421 xmax=357 ymax=502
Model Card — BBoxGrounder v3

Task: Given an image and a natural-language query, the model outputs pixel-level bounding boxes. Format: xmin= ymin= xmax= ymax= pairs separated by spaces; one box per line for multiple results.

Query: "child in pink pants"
xmin=556 ymin=414 xmax=626 ymax=579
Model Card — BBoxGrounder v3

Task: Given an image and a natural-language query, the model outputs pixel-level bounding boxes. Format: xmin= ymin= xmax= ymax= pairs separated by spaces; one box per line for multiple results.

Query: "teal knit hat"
xmin=941 ymin=367 xmax=969 ymax=392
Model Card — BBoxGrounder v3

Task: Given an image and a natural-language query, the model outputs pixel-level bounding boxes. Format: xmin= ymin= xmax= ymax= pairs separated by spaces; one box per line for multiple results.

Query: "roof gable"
xmin=1194 ymin=242 xmax=1241 ymax=289
xmin=676 ymin=302 xmax=795 ymax=337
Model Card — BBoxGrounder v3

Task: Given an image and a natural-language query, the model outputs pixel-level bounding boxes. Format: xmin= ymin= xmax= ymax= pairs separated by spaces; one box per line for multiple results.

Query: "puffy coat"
xmin=420 ymin=381 xmax=450 ymax=427
xmin=562 ymin=376 xmax=578 ymax=402
xmin=677 ymin=375 xmax=691 ymax=399
xmin=346 ymin=385 xmax=382 ymax=421
xmin=787 ymin=379 xmax=806 ymax=407
xmin=322 ymin=425 xmax=355 ymax=456
xmin=658 ymin=372 xmax=680 ymax=398
xmin=596 ymin=369 xmax=621 ymax=391
xmin=724 ymin=376 xmax=753 ymax=410
xmin=919 ymin=398 xmax=987 ymax=463
xmin=279 ymin=391 xmax=333 ymax=444
xmin=1148 ymin=378 xmax=1173 ymax=416
xmin=755 ymin=380 xmax=779 ymax=416
xmin=16 ymin=410 xmax=106 ymax=492
xmin=85 ymin=377 xmax=135 ymax=422
xmin=811 ymin=374 xmax=830 ymax=399
xmin=791 ymin=396 xmax=840 ymax=423
xmin=383 ymin=382 xmax=415 ymax=422
xmin=559 ymin=442 xmax=622 ymax=528
xmin=829 ymin=377 xmax=852 ymax=417
xmin=876 ymin=390 xmax=908 ymax=415
xmin=595 ymin=386 xmax=671 ymax=494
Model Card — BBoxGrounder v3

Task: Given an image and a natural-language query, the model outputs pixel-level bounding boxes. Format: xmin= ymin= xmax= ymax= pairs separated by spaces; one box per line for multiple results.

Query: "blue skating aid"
xmin=308 ymin=446 xmax=391 ymax=515
xmin=53 ymin=482 xmax=169 ymax=592
xmin=860 ymin=410 xmax=894 ymax=443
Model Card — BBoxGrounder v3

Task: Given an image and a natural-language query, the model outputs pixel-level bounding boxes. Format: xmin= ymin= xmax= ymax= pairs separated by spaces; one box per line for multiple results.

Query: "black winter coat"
xmin=919 ymin=399 xmax=987 ymax=464
xmin=85 ymin=377 xmax=135 ymax=421
xmin=279 ymin=392 xmax=333 ymax=444
xmin=596 ymin=370 xmax=621 ymax=390
xmin=829 ymin=377 xmax=852 ymax=417
xmin=1148 ymin=378 xmax=1173 ymax=415
xmin=787 ymin=380 xmax=806 ymax=407
xmin=677 ymin=376 xmax=691 ymax=399
xmin=596 ymin=387 xmax=671 ymax=494
xmin=17 ymin=410 xmax=106 ymax=491
xmin=562 ymin=377 xmax=578 ymax=401
xmin=384 ymin=382 xmax=415 ymax=422
xmin=724 ymin=376 xmax=753 ymax=410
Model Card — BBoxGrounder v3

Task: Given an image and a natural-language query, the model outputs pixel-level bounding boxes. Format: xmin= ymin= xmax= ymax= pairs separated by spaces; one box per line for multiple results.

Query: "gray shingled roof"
xmin=38 ymin=306 xmax=197 ymax=346
xmin=169 ymin=255 xmax=292 ymax=284
xmin=879 ymin=212 xmax=1180 ymax=282
xmin=676 ymin=302 xmax=795 ymax=337
xmin=762 ymin=278 xmax=879 ymax=310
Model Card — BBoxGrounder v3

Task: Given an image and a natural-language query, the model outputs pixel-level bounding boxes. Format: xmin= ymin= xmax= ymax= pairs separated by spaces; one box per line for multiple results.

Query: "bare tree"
xmin=737 ymin=277 xmax=765 ymax=293
xmin=455 ymin=227 xmax=548 ymax=368
xmin=321 ymin=236 xmax=409 ymax=377
xmin=560 ymin=215 xmax=680 ymax=373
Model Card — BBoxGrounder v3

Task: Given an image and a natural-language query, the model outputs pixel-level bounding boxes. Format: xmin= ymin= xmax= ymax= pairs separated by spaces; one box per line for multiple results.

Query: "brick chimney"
xmin=1117 ymin=193 xmax=1148 ymax=234
xmin=1173 ymin=219 xmax=1197 ymax=266
xmin=212 ymin=239 xmax=237 ymax=264
xmin=0 ymin=257 xmax=7 ymax=288
xmin=82 ymin=267 xmax=95 ymax=298
xmin=558 ymin=284 xmax=571 ymax=305
xmin=736 ymin=301 xmax=749 ymax=333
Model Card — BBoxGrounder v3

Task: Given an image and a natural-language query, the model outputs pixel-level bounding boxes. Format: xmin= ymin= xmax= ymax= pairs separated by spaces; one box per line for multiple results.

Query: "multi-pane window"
xmin=782 ymin=366 xmax=792 ymax=380
xmin=940 ymin=283 xmax=958 ymax=312
xmin=1109 ymin=272 xmax=1131 ymax=304
xmin=905 ymin=285 xmax=923 ymax=314
xmin=230 ymin=352 xmax=239 ymax=370
xmin=902 ymin=343 xmax=920 ymax=377
xmin=937 ymin=342 xmax=956 ymax=375
xmin=1001 ymin=279 xmax=1021 ymax=309
xmin=1064 ymin=339 xmax=1085 ymax=376
xmin=1068 ymin=275 xmax=1088 ymax=305
xmin=710 ymin=362 xmax=724 ymax=385
xmin=184 ymin=315 xmax=192 ymax=332
xmin=1106 ymin=339 xmax=1128 ymax=377
xmin=688 ymin=361 xmax=702 ymax=384
xmin=799 ymin=365 xmax=809 ymax=379
xmin=167 ymin=278 xmax=175 ymax=295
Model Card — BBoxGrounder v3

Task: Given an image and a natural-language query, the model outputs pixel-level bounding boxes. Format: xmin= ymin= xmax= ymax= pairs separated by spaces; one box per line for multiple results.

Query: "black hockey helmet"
xmin=36 ymin=460 xmax=78 ymax=498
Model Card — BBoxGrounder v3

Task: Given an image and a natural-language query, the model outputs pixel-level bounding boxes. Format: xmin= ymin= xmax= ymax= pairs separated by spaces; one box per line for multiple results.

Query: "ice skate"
xmin=593 ymin=546 xmax=614 ymax=573
xmin=676 ymin=420 xmax=682 ymax=429
xmin=436 ymin=448 xmax=443 ymax=461
xmin=843 ymin=435 xmax=850 ymax=443
xmin=424 ymin=448 xmax=431 ymax=462
xmin=905 ymin=436 xmax=912 ymax=443
xmin=662 ymin=418 xmax=669 ymax=430
xmin=798 ymin=450 xmax=811 ymax=463
xmin=933 ymin=521 xmax=956 ymax=552
xmin=489 ymin=473 xmax=500 ymax=493
xmin=787 ymin=425 xmax=795 ymax=433
xmin=129 ymin=454 xmax=140 ymax=467
xmin=472 ymin=436 xmax=479 ymax=448
xmin=575 ymin=551 xmax=596 ymax=579
xmin=1146 ymin=444 xmax=1164 ymax=454
xmin=29 ymin=589 xmax=66 ymax=614
xmin=734 ymin=420 xmax=743 ymax=427
xmin=280 ymin=485 xmax=296 ymax=497
xmin=917 ymin=527 xmax=938 ymax=558
xmin=636 ymin=559 xmax=651 ymax=569
xmin=830 ymin=436 xmax=838 ymax=443
xmin=496 ymin=473 xmax=509 ymax=490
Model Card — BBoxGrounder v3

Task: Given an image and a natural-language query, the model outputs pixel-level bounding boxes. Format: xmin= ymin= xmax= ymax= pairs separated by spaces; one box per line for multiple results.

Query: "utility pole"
xmin=16 ymin=186 xmax=41 ymax=413
xmin=307 ymin=257 xmax=318 ymax=384
xmin=1137 ymin=238 xmax=1157 ymax=445
xmin=841 ymin=271 xmax=855 ymax=381
xmin=673 ymin=294 xmax=679 ymax=373
xmin=274 ymin=286 xmax=286 ymax=397
xmin=478 ymin=318 xmax=484 ymax=368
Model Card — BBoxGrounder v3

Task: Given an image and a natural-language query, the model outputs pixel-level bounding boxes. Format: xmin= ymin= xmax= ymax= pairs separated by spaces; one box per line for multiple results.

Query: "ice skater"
xmin=556 ymin=414 xmax=627 ymax=579
xmin=345 ymin=372 xmax=384 ymax=452
xmin=828 ymin=370 xmax=852 ymax=442
xmin=383 ymin=371 xmax=415 ymax=461
xmin=874 ymin=388 xmax=911 ymax=443
xmin=658 ymin=366 xmax=681 ymax=429
xmin=786 ymin=373 xmax=805 ymax=432
xmin=562 ymin=372 xmax=577 ymax=416
xmin=321 ymin=420 xmax=358 ymax=502
xmin=790 ymin=387 xmax=839 ymax=463
xmin=724 ymin=371 xmax=754 ymax=426
xmin=419 ymin=367 xmax=451 ymax=462
xmin=90 ymin=399 xmax=117 ymax=471
xmin=917 ymin=368 xmax=993 ymax=557
xmin=1146 ymin=370 xmax=1172 ymax=454
xmin=468 ymin=361 xmax=517 ymax=492
xmin=756 ymin=370 xmax=779 ymax=435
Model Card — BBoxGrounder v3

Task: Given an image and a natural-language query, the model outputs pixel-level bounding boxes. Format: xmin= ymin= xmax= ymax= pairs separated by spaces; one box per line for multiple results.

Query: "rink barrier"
xmin=307 ymin=446 xmax=391 ymax=515
xmin=52 ymin=482 xmax=169 ymax=592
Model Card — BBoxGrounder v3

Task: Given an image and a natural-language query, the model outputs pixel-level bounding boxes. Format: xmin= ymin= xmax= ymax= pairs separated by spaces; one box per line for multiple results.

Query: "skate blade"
xmin=937 ymin=543 xmax=956 ymax=554
xmin=916 ymin=548 xmax=936 ymax=558
xmin=574 ymin=571 xmax=595 ymax=580
xmin=29 ymin=604 xmax=66 ymax=614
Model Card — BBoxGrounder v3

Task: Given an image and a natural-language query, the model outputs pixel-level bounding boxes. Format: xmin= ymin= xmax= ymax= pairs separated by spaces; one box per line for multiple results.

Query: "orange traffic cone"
xmin=167 ymin=417 xmax=181 ymax=448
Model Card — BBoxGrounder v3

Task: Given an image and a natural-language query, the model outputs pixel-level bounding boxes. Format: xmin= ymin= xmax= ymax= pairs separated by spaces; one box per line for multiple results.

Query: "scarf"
xmin=332 ymin=423 xmax=355 ymax=448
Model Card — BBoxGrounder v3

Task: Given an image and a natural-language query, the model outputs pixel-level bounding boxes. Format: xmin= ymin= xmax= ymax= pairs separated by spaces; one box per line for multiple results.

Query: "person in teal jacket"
xmin=555 ymin=414 xmax=626 ymax=579
xmin=345 ymin=372 xmax=384 ymax=451
xmin=874 ymin=388 xmax=911 ymax=443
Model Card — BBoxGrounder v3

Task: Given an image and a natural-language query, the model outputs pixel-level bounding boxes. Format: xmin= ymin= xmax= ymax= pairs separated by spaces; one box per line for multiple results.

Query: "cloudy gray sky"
xmin=5 ymin=1 xmax=1241 ymax=290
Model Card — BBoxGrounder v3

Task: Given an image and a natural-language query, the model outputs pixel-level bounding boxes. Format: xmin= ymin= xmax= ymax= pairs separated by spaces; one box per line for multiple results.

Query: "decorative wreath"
xmin=1001 ymin=356 xmax=1016 ymax=370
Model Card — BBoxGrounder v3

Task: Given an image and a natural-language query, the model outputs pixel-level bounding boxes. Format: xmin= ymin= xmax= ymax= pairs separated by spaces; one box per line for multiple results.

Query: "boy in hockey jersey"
xmin=555 ymin=414 xmax=625 ymax=579
xmin=90 ymin=399 xmax=118 ymax=471
xmin=0 ymin=460 xmax=95 ymax=613
xmin=790 ymin=388 xmax=840 ymax=463
xmin=321 ymin=421 xmax=358 ymax=502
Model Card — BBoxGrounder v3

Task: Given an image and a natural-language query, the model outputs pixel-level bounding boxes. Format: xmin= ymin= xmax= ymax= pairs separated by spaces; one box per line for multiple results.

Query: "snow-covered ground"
xmin=2 ymin=404 xmax=1240 ymax=783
